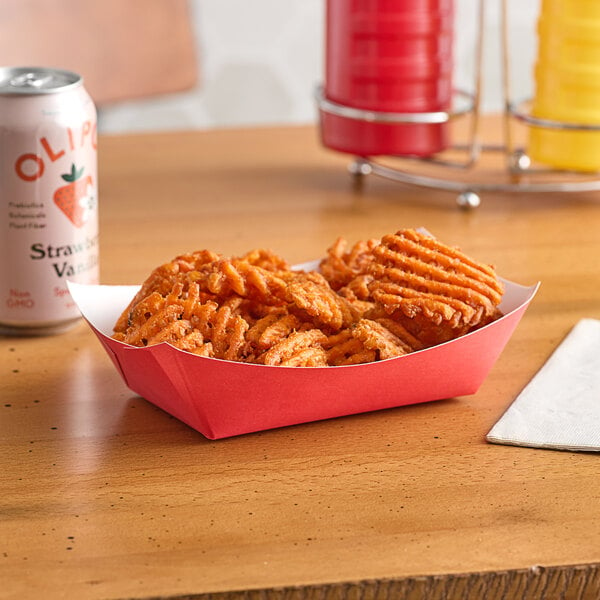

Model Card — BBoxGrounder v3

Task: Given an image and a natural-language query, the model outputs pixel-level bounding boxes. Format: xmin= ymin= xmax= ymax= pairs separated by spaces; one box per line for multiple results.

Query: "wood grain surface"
xmin=2 ymin=119 xmax=600 ymax=599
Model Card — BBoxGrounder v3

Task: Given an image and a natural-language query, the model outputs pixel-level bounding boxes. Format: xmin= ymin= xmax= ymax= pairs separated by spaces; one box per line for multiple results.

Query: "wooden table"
xmin=2 ymin=120 xmax=600 ymax=600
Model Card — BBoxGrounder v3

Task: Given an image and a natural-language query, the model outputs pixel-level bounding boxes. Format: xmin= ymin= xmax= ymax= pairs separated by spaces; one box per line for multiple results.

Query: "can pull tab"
xmin=9 ymin=72 xmax=52 ymax=89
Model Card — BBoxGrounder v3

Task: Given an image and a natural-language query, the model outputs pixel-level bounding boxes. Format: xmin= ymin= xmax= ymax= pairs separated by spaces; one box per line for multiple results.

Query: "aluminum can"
xmin=0 ymin=67 xmax=99 ymax=335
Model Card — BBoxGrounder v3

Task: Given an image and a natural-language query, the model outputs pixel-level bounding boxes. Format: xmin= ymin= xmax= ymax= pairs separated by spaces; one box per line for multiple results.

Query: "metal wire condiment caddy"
xmin=316 ymin=0 xmax=600 ymax=208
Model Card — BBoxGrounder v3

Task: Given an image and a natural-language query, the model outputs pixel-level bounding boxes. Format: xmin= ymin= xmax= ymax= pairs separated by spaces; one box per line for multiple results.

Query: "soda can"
xmin=0 ymin=67 xmax=99 ymax=335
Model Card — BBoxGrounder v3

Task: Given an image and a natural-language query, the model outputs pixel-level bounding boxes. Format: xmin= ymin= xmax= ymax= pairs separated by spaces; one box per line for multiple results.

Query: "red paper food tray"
xmin=68 ymin=276 xmax=539 ymax=440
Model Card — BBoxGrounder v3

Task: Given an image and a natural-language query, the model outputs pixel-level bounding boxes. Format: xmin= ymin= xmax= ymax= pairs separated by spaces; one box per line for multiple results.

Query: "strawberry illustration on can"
xmin=54 ymin=164 xmax=96 ymax=228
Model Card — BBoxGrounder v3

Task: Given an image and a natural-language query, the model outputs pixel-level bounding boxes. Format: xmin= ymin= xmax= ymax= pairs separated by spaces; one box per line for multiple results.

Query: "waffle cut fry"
xmin=112 ymin=228 xmax=505 ymax=365
xmin=319 ymin=237 xmax=379 ymax=291
xmin=368 ymin=229 xmax=505 ymax=346
xmin=113 ymin=249 xmax=221 ymax=333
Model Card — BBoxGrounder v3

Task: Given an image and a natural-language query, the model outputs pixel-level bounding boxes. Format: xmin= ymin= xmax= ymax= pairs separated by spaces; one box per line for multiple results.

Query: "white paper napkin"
xmin=487 ymin=318 xmax=600 ymax=452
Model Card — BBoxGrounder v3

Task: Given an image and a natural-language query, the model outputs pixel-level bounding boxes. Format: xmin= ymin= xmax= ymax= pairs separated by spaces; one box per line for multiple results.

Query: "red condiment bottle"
xmin=320 ymin=0 xmax=454 ymax=157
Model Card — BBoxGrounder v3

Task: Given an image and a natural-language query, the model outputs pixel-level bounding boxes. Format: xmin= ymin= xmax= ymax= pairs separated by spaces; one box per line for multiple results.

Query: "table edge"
xmin=115 ymin=561 xmax=600 ymax=600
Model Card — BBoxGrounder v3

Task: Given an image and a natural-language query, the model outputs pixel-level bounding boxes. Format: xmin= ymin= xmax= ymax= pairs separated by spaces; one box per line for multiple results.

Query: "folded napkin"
xmin=487 ymin=318 xmax=600 ymax=452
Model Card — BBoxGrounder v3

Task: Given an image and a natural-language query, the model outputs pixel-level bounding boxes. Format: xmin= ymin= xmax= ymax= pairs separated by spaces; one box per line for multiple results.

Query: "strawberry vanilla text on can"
xmin=0 ymin=67 xmax=99 ymax=335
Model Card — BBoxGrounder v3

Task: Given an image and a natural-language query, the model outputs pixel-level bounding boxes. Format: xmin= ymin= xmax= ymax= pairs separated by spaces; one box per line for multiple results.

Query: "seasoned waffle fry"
xmin=323 ymin=329 xmax=376 ymax=366
xmin=374 ymin=318 xmax=424 ymax=352
xmin=338 ymin=274 xmax=373 ymax=302
xmin=276 ymin=346 xmax=328 ymax=367
xmin=286 ymin=274 xmax=358 ymax=331
xmin=203 ymin=259 xmax=289 ymax=305
xmin=260 ymin=329 xmax=328 ymax=366
xmin=369 ymin=229 xmax=504 ymax=346
xmin=351 ymin=319 xmax=413 ymax=360
xmin=237 ymin=248 xmax=290 ymax=272
xmin=112 ymin=229 xmax=505 ymax=366
xmin=320 ymin=237 xmax=379 ymax=291
xmin=246 ymin=312 xmax=303 ymax=351
xmin=114 ymin=249 xmax=221 ymax=333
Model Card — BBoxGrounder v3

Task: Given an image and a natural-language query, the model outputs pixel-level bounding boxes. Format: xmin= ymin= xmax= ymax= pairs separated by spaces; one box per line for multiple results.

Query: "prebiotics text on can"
xmin=0 ymin=67 xmax=99 ymax=335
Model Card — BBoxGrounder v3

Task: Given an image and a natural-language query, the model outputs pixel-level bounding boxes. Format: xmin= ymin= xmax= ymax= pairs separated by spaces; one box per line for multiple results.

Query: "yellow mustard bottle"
xmin=528 ymin=0 xmax=600 ymax=172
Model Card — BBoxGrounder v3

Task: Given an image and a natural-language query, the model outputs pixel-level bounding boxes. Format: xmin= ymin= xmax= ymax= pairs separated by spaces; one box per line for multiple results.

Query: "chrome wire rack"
xmin=316 ymin=0 xmax=600 ymax=208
